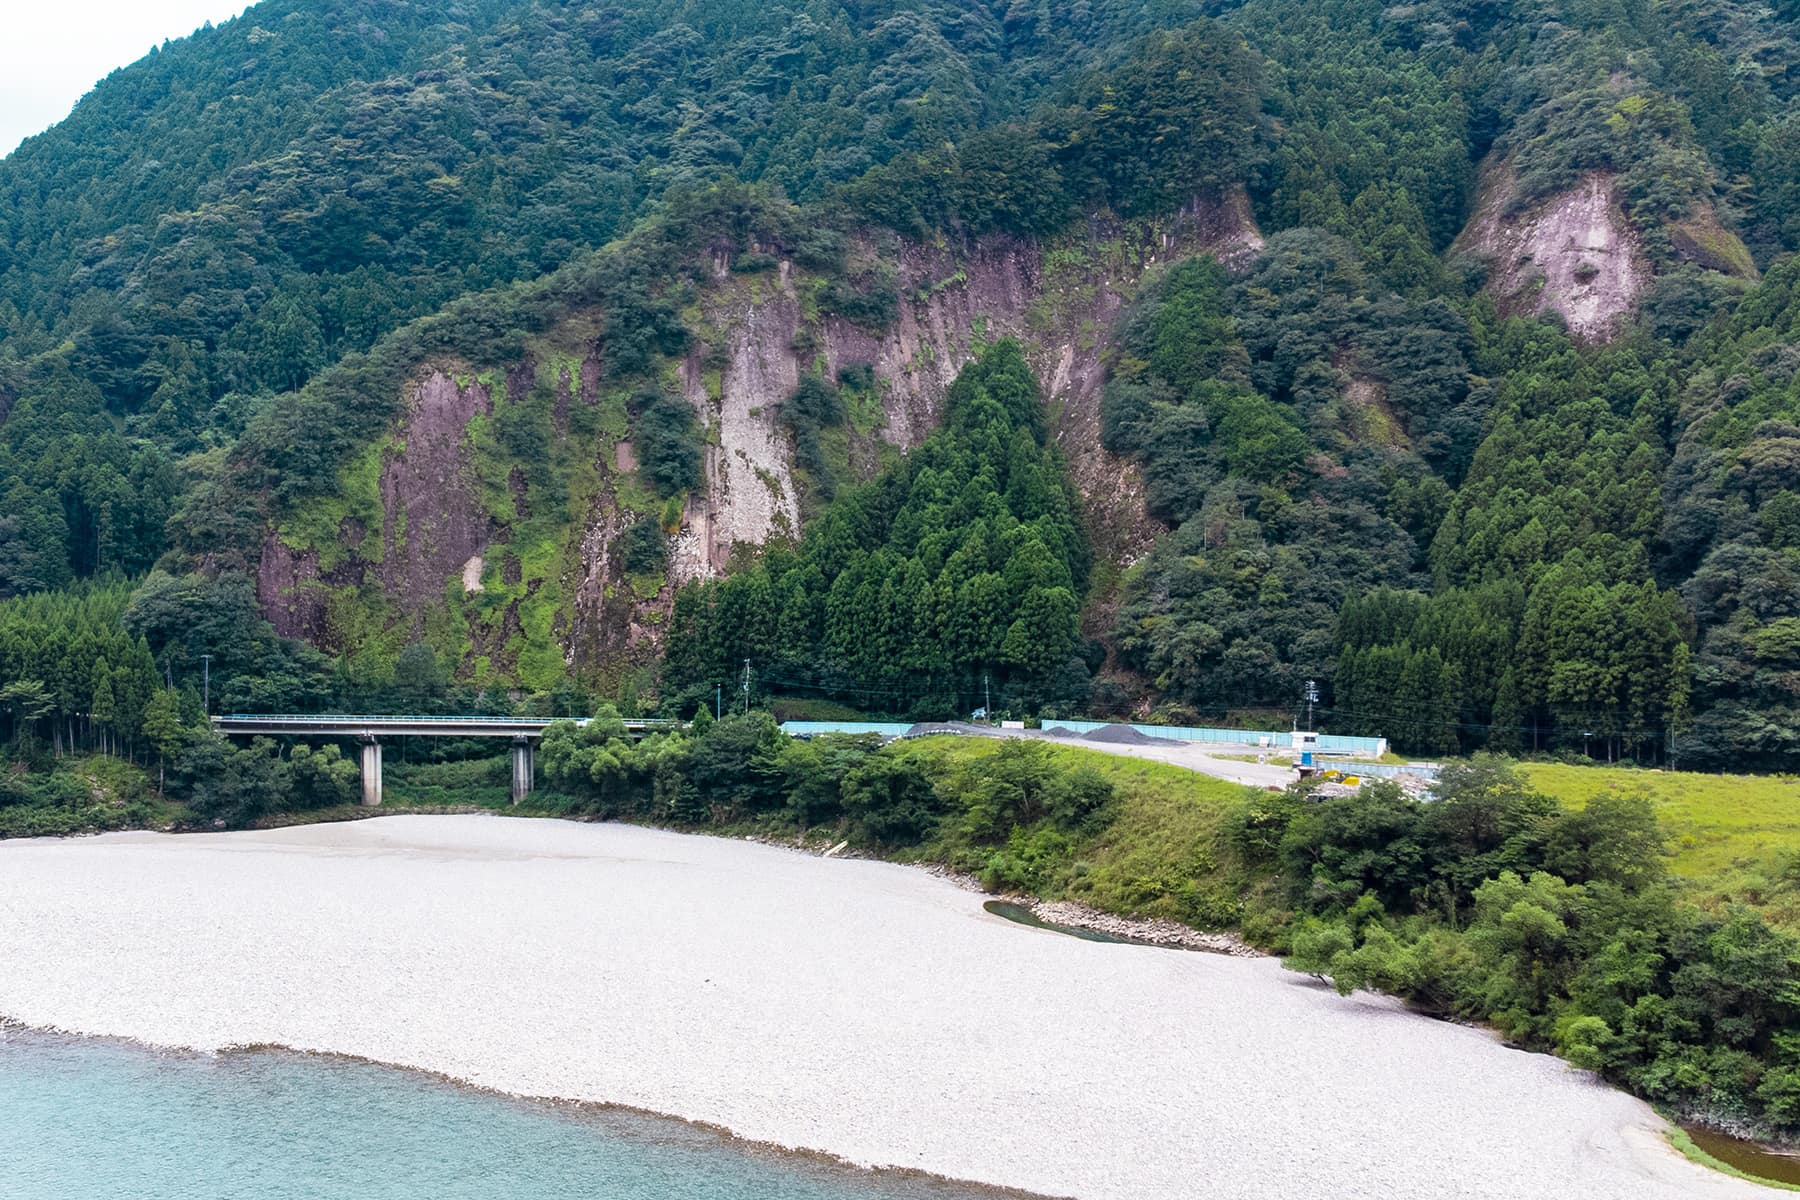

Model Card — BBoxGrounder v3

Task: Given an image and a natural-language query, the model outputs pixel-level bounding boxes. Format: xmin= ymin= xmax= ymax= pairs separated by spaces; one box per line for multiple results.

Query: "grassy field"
xmin=1523 ymin=763 xmax=1800 ymax=928
xmin=1067 ymin=754 xmax=1250 ymax=922
xmin=901 ymin=744 xmax=1800 ymax=931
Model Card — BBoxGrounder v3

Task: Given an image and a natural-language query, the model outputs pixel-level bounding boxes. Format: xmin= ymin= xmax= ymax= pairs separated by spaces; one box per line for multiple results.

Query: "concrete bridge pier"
xmin=359 ymin=738 xmax=383 ymax=807
xmin=510 ymin=737 xmax=534 ymax=805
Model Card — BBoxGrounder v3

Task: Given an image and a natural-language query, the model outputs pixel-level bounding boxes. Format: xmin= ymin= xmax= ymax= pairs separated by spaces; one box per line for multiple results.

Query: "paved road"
xmin=1034 ymin=733 xmax=1297 ymax=787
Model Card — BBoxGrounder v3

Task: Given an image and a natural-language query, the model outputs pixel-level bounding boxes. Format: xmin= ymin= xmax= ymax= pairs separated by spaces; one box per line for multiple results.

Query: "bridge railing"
xmin=210 ymin=715 xmax=683 ymax=743
xmin=214 ymin=714 xmax=681 ymax=726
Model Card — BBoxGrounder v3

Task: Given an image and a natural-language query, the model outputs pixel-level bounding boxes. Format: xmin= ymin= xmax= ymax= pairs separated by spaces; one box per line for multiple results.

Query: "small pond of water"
xmin=1685 ymin=1126 xmax=1800 ymax=1188
xmin=981 ymin=900 xmax=1134 ymax=944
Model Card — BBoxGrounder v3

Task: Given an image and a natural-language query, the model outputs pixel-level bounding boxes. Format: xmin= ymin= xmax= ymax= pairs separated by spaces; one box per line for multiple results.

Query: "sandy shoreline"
xmin=0 ymin=814 xmax=1768 ymax=1199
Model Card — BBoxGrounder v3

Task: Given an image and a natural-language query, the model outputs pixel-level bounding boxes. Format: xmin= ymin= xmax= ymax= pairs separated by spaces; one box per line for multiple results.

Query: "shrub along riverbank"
xmin=0 ymin=754 xmax=171 ymax=838
xmin=5 ymin=710 xmax=1798 ymax=1144
xmin=528 ymin=716 xmax=1800 ymax=1144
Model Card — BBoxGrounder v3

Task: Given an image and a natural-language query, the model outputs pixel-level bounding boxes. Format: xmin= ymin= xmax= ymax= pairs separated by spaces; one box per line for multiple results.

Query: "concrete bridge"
xmin=210 ymin=715 xmax=680 ymax=806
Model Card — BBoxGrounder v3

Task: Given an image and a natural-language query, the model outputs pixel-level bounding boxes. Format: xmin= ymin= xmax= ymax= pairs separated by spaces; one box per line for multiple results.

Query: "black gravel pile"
xmin=1081 ymin=724 xmax=1165 ymax=745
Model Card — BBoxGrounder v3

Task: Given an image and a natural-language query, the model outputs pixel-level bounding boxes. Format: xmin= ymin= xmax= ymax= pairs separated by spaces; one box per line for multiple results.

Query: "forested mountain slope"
xmin=3 ymin=0 xmax=1800 ymax=768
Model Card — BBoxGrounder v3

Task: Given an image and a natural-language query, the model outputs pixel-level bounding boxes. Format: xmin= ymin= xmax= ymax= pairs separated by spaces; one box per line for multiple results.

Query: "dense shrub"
xmin=1265 ymin=759 xmax=1800 ymax=1135
xmin=632 ymin=392 xmax=704 ymax=498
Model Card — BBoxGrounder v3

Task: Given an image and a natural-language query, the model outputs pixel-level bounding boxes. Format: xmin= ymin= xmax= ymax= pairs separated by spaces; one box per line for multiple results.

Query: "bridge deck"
xmin=211 ymin=715 xmax=679 ymax=739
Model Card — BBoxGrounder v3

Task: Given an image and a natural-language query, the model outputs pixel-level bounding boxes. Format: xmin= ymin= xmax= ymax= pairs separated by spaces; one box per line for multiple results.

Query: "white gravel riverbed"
xmin=0 ymin=815 xmax=1764 ymax=1200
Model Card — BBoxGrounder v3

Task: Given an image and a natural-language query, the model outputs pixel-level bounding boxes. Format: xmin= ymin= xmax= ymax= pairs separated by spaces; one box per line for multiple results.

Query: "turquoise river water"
xmin=0 ymin=1030 xmax=1011 ymax=1200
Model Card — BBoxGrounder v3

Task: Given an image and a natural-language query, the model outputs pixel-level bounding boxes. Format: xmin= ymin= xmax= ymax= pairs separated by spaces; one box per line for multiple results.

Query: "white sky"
xmin=0 ymin=1 xmax=254 ymax=158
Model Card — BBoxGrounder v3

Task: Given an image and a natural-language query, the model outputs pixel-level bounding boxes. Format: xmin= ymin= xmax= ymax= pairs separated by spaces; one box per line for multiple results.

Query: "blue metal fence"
xmin=780 ymin=718 xmax=1388 ymax=757
xmin=780 ymin=721 xmax=915 ymax=738
xmin=1039 ymin=720 xmax=1387 ymax=757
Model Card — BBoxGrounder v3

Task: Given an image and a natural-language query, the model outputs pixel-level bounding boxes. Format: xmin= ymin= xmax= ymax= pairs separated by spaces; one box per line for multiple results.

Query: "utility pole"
xmin=200 ymin=654 xmax=213 ymax=714
xmin=984 ymin=673 xmax=991 ymax=723
xmin=741 ymin=659 xmax=751 ymax=715
xmin=715 ymin=683 xmax=722 ymax=721
xmin=1303 ymin=679 xmax=1319 ymax=732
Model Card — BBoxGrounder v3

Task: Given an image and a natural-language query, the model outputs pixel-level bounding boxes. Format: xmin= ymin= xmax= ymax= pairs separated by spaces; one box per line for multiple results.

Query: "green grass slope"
xmin=1525 ymin=762 xmax=1800 ymax=929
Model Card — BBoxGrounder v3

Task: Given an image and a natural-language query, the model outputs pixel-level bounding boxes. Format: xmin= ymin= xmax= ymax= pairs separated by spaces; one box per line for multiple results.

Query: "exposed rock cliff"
xmin=670 ymin=267 xmax=806 ymax=588
xmin=818 ymin=187 xmax=1264 ymax=569
xmin=378 ymin=372 xmax=499 ymax=607
xmin=1455 ymin=160 xmax=1756 ymax=343
xmin=258 ymin=191 xmax=1266 ymax=685
xmin=260 ymin=369 xmax=497 ymax=648
xmin=1456 ymin=166 xmax=1650 ymax=342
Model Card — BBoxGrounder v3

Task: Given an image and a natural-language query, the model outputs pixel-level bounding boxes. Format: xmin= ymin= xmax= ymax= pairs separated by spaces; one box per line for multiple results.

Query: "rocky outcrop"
xmin=820 ymin=239 xmax=1037 ymax=454
xmin=565 ymin=501 xmax=651 ymax=676
xmin=377 ymin=371 xmax=495 ymax=607
xmin=257 ymin=369 xmax=494 ymax=644
xmin=261 ymin=191 xmax=1267 ymax=681
xmin=654 ymin=188 xmax=1261 ymax=594
xmin=257 ymin=531 xmax=327 ymax=642
xmin=1456 ymin=165 xmax=1650 ymax=343
xmin=939 ymin=235 xmax=1167 ymax=568
xmin=670 ymin=270 xmax=806 ymax=587
xmin=818 ymin=187 xmax=1264 ymax=567
xmin=1166 ymin=188 xmax=1264 ymax=273
xmin=1455 ymin=160 xmax=1756 ymax=344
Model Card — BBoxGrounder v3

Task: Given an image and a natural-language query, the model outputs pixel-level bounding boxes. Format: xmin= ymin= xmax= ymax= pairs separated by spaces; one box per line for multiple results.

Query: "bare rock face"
xmin=671 ymin=276 xmax=805 ymax=588
xmin=256 ymin=369 xmax=493 ymax=645
xmin=820 ymin=239 xmax=1036 ymax=454
xmin=818 ymin=186 xmax=1265 ymax=569
xmin=257 ymin=531 xmax=326 ymax=642
xmin=1456 ymin=155 xmax=1757 ymax=345
xmin=565 ymin=501 xmax=649 ymax=676
xmin=261 ymin=190 xmax=1268 ymax=680
xmin=1457 ymin=165 xmax=1650 ymax=343
xmin=1167 ymin=187 xmax=1264 ymax=272
xmin=379 ymin=371 xmax=495 ymax=610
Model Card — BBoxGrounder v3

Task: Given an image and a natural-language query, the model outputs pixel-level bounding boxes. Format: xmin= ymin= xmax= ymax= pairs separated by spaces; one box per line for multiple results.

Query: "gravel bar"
xmin=0 ymin=815 xmax=1764 ymax=1200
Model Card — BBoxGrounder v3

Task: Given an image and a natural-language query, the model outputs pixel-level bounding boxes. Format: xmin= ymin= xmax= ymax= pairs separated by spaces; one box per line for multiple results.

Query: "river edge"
xmin=3 ymin=807 xmax=1784 ymax=1194
xmin=318 ymin=804 xmax=1800 ymax=1172
xmin=737 ymin=832 xmax=1263 ymax=956
xmin=0 ymin=1019 xmax=1058 ymax=1200
xmin=1 ymin=929 xmax=1757 ymax=1200
xmin=1670 ymin=1122 xmax=1800 ymax=1191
